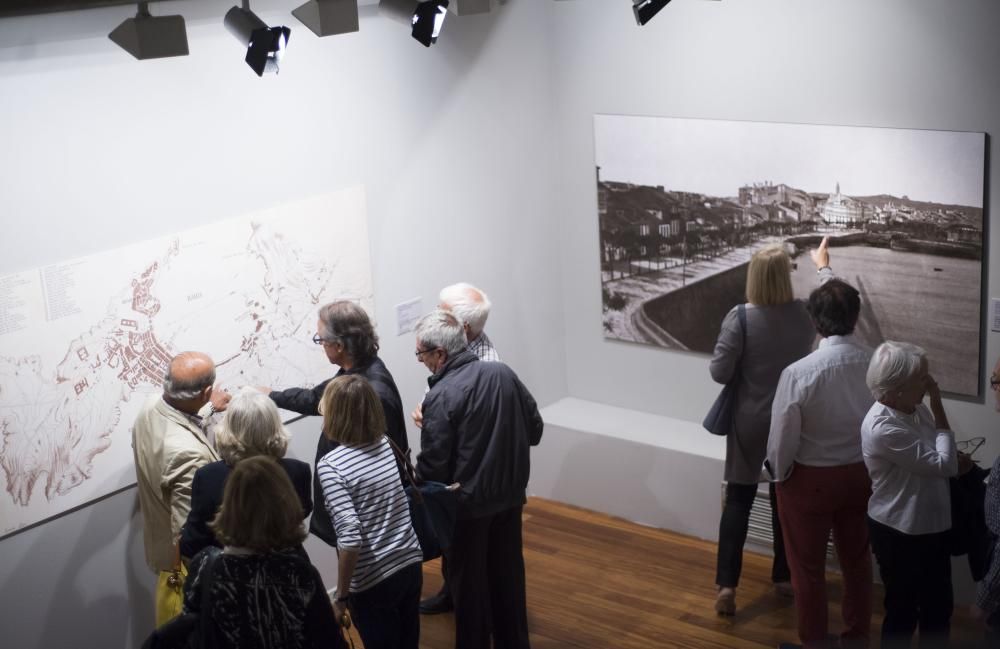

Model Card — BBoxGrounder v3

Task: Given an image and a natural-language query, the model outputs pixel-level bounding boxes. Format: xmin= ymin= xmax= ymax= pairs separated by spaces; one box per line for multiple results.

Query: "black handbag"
xmin=703 ymin=304 xmax=746 ymax=436
xmin=387 ymin=438 xmax=458 ymax=562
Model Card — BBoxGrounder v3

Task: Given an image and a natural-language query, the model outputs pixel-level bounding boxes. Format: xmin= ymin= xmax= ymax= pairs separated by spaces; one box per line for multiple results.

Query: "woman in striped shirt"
xmin=318 ymin=375 xmax=423 ymax=649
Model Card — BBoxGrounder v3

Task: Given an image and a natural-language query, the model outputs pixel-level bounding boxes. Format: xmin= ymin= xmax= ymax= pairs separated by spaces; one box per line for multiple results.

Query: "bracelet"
xmin=335 ymin=595 xmax=350 ymax=603
xmin=816 ymin=265 xmax=830 ymax=272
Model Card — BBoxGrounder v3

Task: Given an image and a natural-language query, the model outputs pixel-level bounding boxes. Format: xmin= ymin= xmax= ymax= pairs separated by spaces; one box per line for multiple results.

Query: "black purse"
xmin=703 ymin=304 xmax=746 ymax=436
xmin=387 ymin=438 xmax=458 ymax=562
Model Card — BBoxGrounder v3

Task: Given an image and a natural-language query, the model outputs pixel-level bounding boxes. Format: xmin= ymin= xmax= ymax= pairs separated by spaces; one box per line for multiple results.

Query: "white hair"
xmin=415 ymin=309 xmax=468 ymax=356
xmin=439 ymin=282 xmax=491 ymax=337
xmin=216 ymin=388 xmax=290 ymax=465
xmin=866 ymin=341 xmax=926 ymax=401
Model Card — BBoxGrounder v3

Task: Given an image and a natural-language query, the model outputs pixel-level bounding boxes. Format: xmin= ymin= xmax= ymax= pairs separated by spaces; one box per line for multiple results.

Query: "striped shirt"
xmin=317 ymin=437 xmax=422 ymax=593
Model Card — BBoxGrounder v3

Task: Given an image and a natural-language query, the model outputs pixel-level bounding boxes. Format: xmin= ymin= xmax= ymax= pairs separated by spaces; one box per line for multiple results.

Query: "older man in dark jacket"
xmin=415 ymin=309 xmax=543 ymax=649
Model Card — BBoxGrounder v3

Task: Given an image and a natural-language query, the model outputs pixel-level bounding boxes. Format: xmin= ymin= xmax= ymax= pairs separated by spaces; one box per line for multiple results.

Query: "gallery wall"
xmin=551 ymin=0 xmax=1000 ymax=459
xmin=0 ymin=2 xmax=562 ymax=648
xmin=1 ymin=0 xmax=999 ymax=647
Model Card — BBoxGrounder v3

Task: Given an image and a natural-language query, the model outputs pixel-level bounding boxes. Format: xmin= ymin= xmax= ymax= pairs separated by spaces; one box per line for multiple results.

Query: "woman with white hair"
xmin=179 ymin=389 xmax=312 ymax=559
xmin=861 ymin=341 xmax=964 ymax=649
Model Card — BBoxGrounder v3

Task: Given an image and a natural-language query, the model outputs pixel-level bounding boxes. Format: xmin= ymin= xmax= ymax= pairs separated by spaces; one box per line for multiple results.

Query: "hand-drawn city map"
xmin=0 ymin=188 xmax=373 ymax=537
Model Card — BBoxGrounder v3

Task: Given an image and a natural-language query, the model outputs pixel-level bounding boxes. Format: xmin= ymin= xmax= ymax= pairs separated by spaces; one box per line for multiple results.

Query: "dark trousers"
xmin=868 ymin=517 xmax=952 ymax=649
xmin=349 ymin=562 xmax=422 ymax=649
xmin=777 ymin=463 xmax=872 ymax=648
xmin=447 ymin=505 xmax=530 ymax=649
xmin=716 ymin=481 xmax=789 ymax=588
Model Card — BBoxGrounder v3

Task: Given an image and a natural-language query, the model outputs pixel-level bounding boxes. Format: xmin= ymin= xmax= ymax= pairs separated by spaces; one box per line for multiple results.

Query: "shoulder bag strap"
xmin=385 ymin=437 xmax=425 ymax=506
xmin=733 ymin=303 xmax=747 ymax=378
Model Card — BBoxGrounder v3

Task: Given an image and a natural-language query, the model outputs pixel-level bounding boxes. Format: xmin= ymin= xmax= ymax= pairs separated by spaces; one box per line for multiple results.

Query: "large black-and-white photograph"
xmin=595 ymin=115 xmax=985 ymax=396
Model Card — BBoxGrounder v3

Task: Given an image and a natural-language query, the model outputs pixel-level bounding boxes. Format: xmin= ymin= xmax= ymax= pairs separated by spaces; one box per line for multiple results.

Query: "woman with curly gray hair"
xmin=179 ymin=389 xmax=312 ymax=559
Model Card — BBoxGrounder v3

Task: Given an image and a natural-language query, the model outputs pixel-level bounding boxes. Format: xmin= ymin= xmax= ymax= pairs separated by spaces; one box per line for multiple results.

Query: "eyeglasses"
xmin=415 ymin=347 xmax=439 ymax=359
xmin=313 ymin=334 xmax=325 ymax=345
xmin=957 ymin=436 xmax=986 ymax=456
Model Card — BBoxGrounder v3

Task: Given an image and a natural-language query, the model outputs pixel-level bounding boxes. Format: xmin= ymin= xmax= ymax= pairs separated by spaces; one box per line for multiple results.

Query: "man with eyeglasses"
xmin=414 ymin=283 xmax=500 ymax=614
xmin=256 ymin=300 xmax=408 ymax=547
xmin=414 ymin=309 xmax=542 ymax=649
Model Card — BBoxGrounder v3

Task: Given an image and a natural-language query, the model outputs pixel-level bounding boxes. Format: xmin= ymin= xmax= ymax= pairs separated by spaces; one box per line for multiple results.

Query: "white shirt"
xmin=317 ymin=438 xmax=422 ymax=593
xmin=861 ymin=401 xmax=957 ymax=535
xmin=766 ymin=335 xmax=873 ymax=481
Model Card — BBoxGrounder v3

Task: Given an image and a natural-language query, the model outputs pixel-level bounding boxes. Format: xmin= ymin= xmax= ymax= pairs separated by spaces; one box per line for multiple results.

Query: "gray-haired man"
xmin=416 ymin=283 xmax=500 ymax=614
xmin=415 ymin=310 xmax=542 ymax=649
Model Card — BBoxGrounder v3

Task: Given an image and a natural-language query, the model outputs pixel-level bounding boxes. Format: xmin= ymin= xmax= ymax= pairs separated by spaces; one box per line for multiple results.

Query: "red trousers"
xmin=776 ymin=462 xmax=873 ymax=649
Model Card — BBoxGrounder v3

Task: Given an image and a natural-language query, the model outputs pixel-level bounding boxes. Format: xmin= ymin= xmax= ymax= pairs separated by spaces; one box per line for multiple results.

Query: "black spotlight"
xmin=633 ymin=0 xmax=673 ymax=26
xmin=224 ymin=1 xmax=291 ymax=76
xmin=109 ymin=2 xmax=189 ymax=60
xmin=380 ymin=0 xmax=450 ymax=48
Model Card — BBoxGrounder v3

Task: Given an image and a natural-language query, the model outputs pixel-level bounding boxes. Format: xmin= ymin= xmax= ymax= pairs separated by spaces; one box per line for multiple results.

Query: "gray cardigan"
xmin=710 ymin=300 xmax=815 ymax=483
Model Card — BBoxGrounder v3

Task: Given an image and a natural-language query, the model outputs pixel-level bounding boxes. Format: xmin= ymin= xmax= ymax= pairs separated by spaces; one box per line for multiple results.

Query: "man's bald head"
xmin=163 ymin=352 xmax=216 ymax=403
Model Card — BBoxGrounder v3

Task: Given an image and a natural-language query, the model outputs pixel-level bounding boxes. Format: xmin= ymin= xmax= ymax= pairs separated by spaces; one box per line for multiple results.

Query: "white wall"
xmin=1 ymin=1 xmax=998 ymax=646
xmin=0 ymin=2 xmax=564 ymax=648
xmin=552 ymin=0 xmax=1000 ymax=460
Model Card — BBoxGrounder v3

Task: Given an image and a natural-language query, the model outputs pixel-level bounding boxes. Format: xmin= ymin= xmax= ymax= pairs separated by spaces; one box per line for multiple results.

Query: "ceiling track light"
xmin=292 ymin=0 xmax=360 ymax=37
xmin=379 ymin=0 xmax=450 ymax=48
xmin=109 ymin=1 xmax=189 ymax=60
xmin=632 ymin=0 xmax=672 ymax=26
xmin=224 ymin=0 xmax=291 ymax=76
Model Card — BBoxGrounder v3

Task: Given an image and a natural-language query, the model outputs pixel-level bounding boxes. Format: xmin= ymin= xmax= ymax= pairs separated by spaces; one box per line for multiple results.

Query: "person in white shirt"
xmin=767 ymin=279 xmax=874 ymax=649
xmin=861 ymin=341 xmax=967 ymax=649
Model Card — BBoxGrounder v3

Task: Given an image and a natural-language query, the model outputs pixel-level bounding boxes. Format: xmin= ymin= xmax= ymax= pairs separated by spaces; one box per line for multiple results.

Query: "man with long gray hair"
xmin=261 ymin=300 xmax=408 ymax=547
xmin=132 ymin=351 xmax=231 ymax=627
xmin=414 ymin=309 xmax=542 ymax=649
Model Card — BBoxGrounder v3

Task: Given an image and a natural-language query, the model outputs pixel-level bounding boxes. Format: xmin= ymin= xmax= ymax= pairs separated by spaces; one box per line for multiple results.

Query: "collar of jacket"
xmin=427 ymin=349 xmax=478 ymax=388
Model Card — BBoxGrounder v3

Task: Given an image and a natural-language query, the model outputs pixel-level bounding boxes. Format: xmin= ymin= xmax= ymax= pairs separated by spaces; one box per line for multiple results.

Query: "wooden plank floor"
xmin=340 ymin=498 xmax=978 ymax=649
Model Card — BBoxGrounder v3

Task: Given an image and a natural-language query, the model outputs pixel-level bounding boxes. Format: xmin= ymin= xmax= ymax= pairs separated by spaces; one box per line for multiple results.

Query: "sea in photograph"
xmin=790 ymin=245 xmax=980 ymax=396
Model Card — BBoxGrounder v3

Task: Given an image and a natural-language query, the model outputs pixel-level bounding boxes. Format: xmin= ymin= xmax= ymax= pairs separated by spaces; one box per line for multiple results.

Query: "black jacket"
xmin=179 ymin=458 xmax=312 ymax=560
xmin=269 ymin=356 xmax=408 ymax=546
xmin=417 ymin=350 xmax=543 ymax=519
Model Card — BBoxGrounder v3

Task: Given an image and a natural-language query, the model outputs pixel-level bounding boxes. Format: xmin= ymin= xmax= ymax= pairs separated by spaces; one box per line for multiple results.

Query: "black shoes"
xmin=419 ymin=589 xmax=454 ymax=614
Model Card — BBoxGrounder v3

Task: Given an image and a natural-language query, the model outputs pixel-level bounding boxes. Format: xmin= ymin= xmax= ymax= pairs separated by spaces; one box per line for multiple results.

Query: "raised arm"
xmin=869 ymin=412 xmax=957 ymax=478
xmin=267 ymin=379 xmax=331 ymax=416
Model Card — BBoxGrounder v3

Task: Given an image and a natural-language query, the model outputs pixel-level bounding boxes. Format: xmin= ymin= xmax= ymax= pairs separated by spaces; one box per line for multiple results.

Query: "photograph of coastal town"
xmin=594 ymin=115 xmax=985 ymax=396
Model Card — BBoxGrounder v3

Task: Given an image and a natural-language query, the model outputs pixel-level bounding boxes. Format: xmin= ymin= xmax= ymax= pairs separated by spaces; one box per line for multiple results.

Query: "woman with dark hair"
xmin=708 ymin=239 xmax=832 ymax=616
xmin=260 ymin=300 xmax=408 ymax=546
xmin=318 ymin=375 xmax=423 ymax=649
xmin=182 ymin=456 xmax=345 ymax=649
xmin=179 ymin=389 xmax=312 ymax=560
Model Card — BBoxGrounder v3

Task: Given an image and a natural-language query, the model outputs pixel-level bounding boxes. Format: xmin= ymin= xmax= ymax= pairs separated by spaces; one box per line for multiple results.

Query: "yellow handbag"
xmin=155 ymin=547 xmax=188 ymax=627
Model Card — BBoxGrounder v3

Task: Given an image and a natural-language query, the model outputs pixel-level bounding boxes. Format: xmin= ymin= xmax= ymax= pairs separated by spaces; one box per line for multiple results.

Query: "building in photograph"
xmin=820 ymin=182 xmax=867 ymax=227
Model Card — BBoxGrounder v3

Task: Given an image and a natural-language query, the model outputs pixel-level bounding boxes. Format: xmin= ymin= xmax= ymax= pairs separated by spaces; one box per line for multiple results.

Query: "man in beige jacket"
xmin=132 ymin=351 xmax=230 ymax=626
